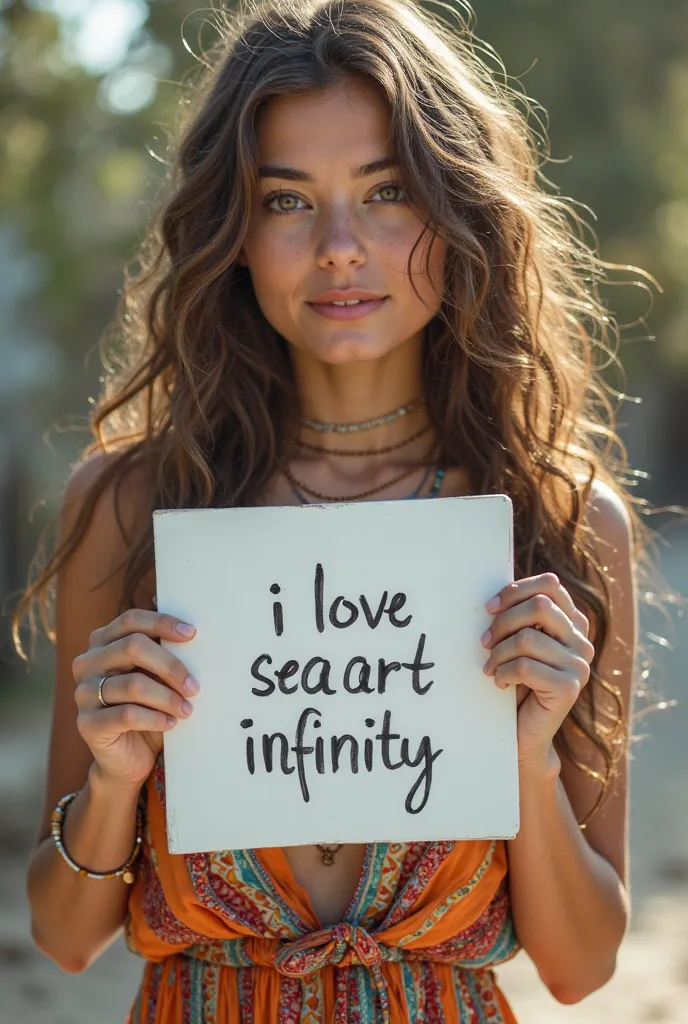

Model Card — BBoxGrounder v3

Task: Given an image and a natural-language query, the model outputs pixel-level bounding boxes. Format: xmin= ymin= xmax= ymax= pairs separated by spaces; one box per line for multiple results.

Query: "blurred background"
xmin=0 ymin=0 xmax=686 ymax=1021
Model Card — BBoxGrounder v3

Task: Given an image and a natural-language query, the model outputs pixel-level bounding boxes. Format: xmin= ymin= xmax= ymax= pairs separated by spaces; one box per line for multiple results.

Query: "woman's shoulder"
xmin=584 ymin=476 xmax=632 ymax=529
xmin=64 ymin=445 xmax=147 ymax=504
xmin=581 ymin=476 xmax=634 ymax=561
xmin=60 ymin=446 xmax=156 ymax=606
xmin=62 ymin=446 xmax=153 ymax=538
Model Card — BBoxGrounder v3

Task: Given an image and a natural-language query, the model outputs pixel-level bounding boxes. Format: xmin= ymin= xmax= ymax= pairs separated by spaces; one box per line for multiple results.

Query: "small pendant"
xmin=122 ymin=870 xmax=136 ymax=884
xmin=317 ymin=843 xmax=342 ymax=865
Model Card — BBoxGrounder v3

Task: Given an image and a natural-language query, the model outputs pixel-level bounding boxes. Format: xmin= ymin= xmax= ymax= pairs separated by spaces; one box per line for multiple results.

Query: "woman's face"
xmin=239 ymin=78 xmax=446 ymax=366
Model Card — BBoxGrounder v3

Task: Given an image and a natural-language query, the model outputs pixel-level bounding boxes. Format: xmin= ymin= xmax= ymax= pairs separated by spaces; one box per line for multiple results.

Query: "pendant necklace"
xmin=316 ymin=844 xmax=343 ymax=866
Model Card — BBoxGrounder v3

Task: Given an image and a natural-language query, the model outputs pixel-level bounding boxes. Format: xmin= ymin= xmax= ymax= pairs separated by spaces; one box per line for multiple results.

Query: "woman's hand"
xmin=481 ymin=573 xmax=594 ymax=770
xmin=73 ymin=609 xmax=199 ymax=789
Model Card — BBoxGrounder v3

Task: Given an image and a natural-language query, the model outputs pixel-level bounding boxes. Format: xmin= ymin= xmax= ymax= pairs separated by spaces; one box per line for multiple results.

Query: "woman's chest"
xmin=282 ymin=843 xmax=368 ymax=926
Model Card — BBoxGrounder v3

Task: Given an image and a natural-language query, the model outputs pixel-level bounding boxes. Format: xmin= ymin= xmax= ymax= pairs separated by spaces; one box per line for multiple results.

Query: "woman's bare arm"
xmin=27 ymin=454 xmax=192 ymax=966
xmin=505 ymin=480 xmax=635 ymax=1002
xmin=27 ymin=456 xmax=141 ymax=970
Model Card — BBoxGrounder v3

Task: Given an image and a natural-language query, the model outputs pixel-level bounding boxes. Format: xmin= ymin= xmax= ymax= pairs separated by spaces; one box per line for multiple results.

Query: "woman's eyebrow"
xmin=257 ymin=157 xmax=398 ymax=182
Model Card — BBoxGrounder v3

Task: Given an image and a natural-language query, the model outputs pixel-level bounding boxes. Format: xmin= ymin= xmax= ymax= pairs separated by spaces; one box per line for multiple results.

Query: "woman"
xmin=15 ymin=0 xmax=640 ymax=1020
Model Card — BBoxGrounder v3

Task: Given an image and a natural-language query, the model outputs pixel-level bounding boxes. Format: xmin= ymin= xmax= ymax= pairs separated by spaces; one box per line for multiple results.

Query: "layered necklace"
xmin=287 ymin=396 xmax=443 ymax=866
xmin=301 ymin=396 xmax=423 ymax=434
xmin=286 ymin=397 xmax=440 ymax=505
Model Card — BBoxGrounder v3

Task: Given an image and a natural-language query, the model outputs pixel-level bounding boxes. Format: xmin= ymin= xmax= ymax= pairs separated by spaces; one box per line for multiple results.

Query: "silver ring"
xmin=98 ymin=675 xmax=114 ymax=708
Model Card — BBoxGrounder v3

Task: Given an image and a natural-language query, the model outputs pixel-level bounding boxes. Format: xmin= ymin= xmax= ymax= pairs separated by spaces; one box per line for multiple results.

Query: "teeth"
xmin=330 ymin=299 xmax=364 ymax=306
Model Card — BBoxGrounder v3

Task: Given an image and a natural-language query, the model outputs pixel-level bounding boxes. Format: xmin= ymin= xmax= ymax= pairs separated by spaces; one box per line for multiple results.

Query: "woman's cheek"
xmin=244 ymin=232 xmax=305 ymax=304
xmin=382 ymin=219 xmax=445 ymax=281
xmin=404 ymin=235 xmax=447 ymax=311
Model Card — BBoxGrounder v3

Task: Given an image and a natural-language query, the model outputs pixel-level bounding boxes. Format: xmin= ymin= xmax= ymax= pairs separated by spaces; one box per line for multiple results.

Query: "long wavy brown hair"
xmin=13 ymin=0 xmax=652 ymax=823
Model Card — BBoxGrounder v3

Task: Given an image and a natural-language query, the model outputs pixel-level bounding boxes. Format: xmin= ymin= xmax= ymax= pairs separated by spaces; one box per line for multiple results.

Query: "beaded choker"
xmin=301 ymin=398 xmax=423 ymax=434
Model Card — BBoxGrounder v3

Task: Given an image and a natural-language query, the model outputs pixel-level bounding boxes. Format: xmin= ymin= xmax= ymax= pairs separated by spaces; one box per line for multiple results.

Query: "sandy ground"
xmin=2 ymin=532 xmax=687 ymax=1023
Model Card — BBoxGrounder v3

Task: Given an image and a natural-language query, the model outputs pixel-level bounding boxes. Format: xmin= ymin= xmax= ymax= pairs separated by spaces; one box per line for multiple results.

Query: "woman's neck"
xmin=291 ymin=334 xmax=426 ymax=453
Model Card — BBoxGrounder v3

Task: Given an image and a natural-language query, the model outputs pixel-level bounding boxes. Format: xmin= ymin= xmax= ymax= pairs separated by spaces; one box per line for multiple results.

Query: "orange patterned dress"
xmin=125 ymin=752 xmax=521 ymax=1022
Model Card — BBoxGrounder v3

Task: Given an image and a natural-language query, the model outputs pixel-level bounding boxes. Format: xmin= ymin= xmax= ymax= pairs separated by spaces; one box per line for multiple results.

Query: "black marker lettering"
xmin=240 ymin=719 xmax=255 ymax=774
xmin=291 ymin=707 xmax=321 ymax=802
xmin=250 ymin=654 xmax=275 ymax=696
xmin=359 ymin=591 xmax=388 ymax=629
xmin=401 ymin=737 xmax=443 ymax=814
xmin=262 ymin=732 xmax=294 ymax=775
xmin=402 ymin=634 xmax=435 ymax=694
xmin=314 ymin=563 xmax=324 ymax=633
xmin=270 ymin=583 xmax=284 ymax=636
xmin=375 ymin=709 xmax=404 ymax=770
xmin=302 ymin=656 xmax=336 ymax=695
xmin=364 ymin=718 xmax=376 ymax=771
xmin=331 ymin=734 xmax=359 ymax=773
xmin=315 ymin=723 xmax=325 ymax=774
xmin=388 ymin=592 xmax=412 ymax=628
xmin=329 ymin=595 xmax=359 ymax=629
xmin=343 ymin=656 xmax=373 ymax=694
xmin=377 ymin=658 xmax=401 ymax=694
xmin=276 ymin=659 xmax=299 ymax=695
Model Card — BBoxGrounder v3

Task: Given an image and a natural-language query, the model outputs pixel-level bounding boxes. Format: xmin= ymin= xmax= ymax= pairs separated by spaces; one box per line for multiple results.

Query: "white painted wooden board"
xmin=153 ymin=494 xmax=519 ymax=854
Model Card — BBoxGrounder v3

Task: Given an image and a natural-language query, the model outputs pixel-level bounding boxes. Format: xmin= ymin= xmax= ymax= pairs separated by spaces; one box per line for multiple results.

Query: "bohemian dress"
xmin=124 ymin=752 xmax=520 ymax=1023
xmin=125 ymin=469 xmax=521 ymax=1021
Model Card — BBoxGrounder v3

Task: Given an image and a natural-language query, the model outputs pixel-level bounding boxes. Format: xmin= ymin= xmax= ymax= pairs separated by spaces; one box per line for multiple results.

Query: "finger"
xmin=74 ymin=632 xmax=198 ymax=699
xmin=492 ymin=658 xmax=583 ymax=706
xmin=88 ymin=608 xmax=195 ymax=652
xmin=487 ymin=574 xmax=580 ymax=624
xmin=78 ymin=704 xmax=178 ymax=744
xmin=483 ymin=593 xmax=580 ymax=650
xmin=484 ymin=630 xmax=591 ymax=685
xmin=76 ymin=671 xmax=195 ymax=719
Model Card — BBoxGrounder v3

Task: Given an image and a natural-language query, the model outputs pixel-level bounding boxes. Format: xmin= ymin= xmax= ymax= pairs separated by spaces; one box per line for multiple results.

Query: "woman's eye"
xmin=262 ymin=183 xmax=405 ymax=215
xmin=372 ymin=183 xmax=405 ymax=204
xmin=264 ymin=192 xmax=307 ymax=215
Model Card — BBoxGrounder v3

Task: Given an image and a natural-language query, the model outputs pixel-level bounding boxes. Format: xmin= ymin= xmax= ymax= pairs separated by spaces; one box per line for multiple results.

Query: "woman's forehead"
xmin=255 ymin=81 xmax=393 ymax=168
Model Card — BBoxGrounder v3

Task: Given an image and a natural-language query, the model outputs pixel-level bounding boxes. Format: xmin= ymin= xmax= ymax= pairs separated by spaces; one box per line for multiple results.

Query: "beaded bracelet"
xmin=51 ymin=791 xmax=143 ymax=884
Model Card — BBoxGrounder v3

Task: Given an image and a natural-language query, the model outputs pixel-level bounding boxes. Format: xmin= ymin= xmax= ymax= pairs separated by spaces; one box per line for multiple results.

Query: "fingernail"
xmin=176 ymin=622 xmax=196 ymax=637
xmin=483 ymin=659 xmax=493 ymax=675
xmin=181 ymin=699 xmax=194 ymax=716
xmin=480 ymin=628 xmax=492 ymax=647
xmin=486 ymin=596 xmax=500 ymax=613
xmin=184 ymin=674 xmax=200 ymax=695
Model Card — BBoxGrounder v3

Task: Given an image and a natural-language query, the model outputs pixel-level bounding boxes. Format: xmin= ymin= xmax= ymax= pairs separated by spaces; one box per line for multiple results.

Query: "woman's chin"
xmin=293 ymin=334 xmax=403 ymax=366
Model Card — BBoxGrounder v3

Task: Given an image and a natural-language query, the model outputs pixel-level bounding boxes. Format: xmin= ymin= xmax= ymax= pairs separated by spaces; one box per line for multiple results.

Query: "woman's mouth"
xmin=307 ymin=297 xmax=388 ymax=320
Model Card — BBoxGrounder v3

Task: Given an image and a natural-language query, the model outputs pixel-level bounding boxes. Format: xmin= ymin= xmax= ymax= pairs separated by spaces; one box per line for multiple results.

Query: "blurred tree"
xmin=468 ymin=0 xmax=688 ymax=493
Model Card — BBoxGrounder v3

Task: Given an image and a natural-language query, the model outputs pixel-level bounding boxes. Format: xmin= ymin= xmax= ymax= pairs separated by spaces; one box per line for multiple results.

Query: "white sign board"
xmin=153 ymin=495 xmax=519 ymax=854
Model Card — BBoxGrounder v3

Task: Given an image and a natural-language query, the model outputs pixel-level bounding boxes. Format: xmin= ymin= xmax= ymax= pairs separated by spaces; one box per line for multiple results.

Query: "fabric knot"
xmin=274 ymin=922 xmax=381 ymax=975
xmin=274 ymin=923 xmax=390 ymax=1023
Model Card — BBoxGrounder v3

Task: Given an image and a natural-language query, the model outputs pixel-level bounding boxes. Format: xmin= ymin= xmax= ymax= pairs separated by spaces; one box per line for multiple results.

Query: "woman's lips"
xmin=306 ymin=297 xmax=388 ymax=320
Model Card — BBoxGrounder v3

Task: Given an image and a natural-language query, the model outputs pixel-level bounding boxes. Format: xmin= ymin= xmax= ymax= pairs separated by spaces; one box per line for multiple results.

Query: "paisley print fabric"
xmin=125 ymin=752 xmax=521 ymax=1022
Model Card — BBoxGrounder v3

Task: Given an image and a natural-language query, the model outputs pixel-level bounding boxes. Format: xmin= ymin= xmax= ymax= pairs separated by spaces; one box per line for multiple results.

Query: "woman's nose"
xmin=315 ymin=208 xmax=366 ymax=269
